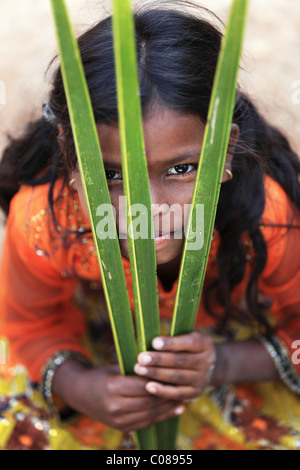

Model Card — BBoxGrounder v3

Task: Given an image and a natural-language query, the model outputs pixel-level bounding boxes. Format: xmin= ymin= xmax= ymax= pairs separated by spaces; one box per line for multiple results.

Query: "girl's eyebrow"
xmin=166 ymin=151 xmax=202 ymax=166
xmin=103 ymin=160 xmax=122 ymax=170
xmin=103 ymin=150 xmax=202 ymax=170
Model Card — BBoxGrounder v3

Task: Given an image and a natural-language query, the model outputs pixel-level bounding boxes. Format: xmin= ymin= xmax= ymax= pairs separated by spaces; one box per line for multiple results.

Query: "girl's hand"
xmin=134 ymin=332 xmax=216 ymax=401
xmin=62 ymin=364 xmax=185 ymax=433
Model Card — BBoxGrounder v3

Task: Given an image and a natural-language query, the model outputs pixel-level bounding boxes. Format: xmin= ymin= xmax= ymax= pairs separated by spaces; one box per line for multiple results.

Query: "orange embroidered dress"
xmin=0 ymin=175 xmax=300 ymax=450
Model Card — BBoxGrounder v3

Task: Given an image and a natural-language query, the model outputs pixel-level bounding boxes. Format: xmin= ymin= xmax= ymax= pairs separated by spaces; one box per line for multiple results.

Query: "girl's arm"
xmin=213 ymin=338 xmax=279 ymax=385
xmin=0 ymin=208 xmax=90 ymax=384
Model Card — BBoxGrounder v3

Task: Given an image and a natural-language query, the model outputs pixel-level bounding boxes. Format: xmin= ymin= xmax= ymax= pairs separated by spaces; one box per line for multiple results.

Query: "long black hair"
xmin=1 ymin=2 xmax=300 ymax=334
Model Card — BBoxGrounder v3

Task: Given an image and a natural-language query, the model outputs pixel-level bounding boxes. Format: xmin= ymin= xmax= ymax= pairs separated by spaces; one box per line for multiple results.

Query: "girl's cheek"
xmin=76 ymin=188 xmax=91 ymax=221
xmin=119 ymin=239 xmax=130 ymax=261
xmin=116 ymin=200 xmax=127 ymax=236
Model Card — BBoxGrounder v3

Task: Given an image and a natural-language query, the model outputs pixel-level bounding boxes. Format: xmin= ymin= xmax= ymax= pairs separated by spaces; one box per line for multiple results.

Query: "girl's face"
xmin=71 ymin=106 xmax=237 ymax=266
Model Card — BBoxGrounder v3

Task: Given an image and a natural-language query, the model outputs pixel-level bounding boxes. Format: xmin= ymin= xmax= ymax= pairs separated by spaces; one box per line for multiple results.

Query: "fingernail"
xmin=174 ymin=405 xmax=185 ymax=416
xmin=147 ymin=384 xmax=158 ymax=394
xmin=139 ymin=354 xmax=152 ymax=365
xmin=136 ymin=366 xmax=148 ymax=375
xmin=152 ymin=338 xmax=164 ymax=350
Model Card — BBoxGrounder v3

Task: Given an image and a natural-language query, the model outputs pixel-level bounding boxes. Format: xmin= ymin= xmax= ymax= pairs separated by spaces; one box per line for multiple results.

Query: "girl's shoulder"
xmin=260 ymin=174 xmax=300 ymax=278
xmin=9 ymin=178 xmax=89 ymax=227
xmin=262 ymin=174 xmax=298 ymax=233
xmin=8 ymin=179 xmax=91 ymax=261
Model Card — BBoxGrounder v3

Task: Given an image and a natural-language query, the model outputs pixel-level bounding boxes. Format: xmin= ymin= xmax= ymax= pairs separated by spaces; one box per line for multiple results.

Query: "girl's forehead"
xmin=96 ymin=107 xmax=205 ymax=166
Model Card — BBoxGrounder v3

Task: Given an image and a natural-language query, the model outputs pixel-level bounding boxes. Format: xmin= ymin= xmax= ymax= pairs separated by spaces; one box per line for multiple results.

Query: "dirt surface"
xmin=1 ymin=0 xmax=300 ymax=255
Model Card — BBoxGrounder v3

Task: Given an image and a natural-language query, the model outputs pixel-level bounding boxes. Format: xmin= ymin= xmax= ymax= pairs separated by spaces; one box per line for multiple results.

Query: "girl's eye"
xmin=105 ymin=170 xmax=122 ymax=181
xmin=167 ymin=164 xmax=197 ymax=176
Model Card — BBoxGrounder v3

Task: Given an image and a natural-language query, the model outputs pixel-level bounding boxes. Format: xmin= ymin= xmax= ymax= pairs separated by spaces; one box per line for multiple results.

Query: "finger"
xmin=109 ymin=395 xmax=179 ymax=416
xmin=145 ymin=381 xmax=197 ymax=401
xmin=115 ymin=400 xmax=186 ymax=433
xmin=152 ymin=331 xmax=212 ymax=353
xmin=107 ymin=375 xmax=150 ymax=397
xmin=137 ymin=351 xmax=202 ymax=370
xmin=134 ymin=363 xmax=200 ymax=386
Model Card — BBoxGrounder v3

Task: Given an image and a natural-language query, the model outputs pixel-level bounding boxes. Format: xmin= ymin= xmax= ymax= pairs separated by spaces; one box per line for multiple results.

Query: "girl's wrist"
xmin=42 ymin=351 xmax=92 ymax=416
xmin=210 ymin=339 xmax=279 ymax=386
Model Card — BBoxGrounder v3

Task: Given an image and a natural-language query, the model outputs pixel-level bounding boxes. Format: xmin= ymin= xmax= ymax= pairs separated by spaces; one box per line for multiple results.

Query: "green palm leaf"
xmin=112 ymin=0 xmax=160 ymax=356
xmin=50 ymin=0 xmax=148 ymax=449
xmin=172 ymin=0 xmax=249 ymax=336
xmin=112 ymin=0 xmax=160 ymax=449
xmin=50 ymin=0 xmax=137 ymax=375
xmin=168 ymin=0 xmax=249 ymax=449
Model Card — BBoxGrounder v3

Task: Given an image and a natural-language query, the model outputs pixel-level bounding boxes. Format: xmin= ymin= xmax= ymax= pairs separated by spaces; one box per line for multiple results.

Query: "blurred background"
xmin=0 ymin=0 xmax=300 ymax=257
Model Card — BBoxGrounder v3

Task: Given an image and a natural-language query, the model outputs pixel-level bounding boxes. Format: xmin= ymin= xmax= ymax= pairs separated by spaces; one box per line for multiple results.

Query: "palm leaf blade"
xmin=112 ymin=0 xmax=160 ymax=352
xmin=169 ymin=0 xmax=249 ymax=448
xmin=112 ymin=0 xmax=160 ymax=449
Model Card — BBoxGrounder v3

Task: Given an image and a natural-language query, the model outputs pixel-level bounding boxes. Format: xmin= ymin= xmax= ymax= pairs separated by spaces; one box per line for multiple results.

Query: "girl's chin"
xmin=155 ymin=247 xmax=183 ymax=266
xmin=120 ymin=238 xmax=183 ymax=266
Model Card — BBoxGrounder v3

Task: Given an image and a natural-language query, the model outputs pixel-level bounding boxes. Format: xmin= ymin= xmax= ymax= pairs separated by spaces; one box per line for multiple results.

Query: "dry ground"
xmin=1 ymin=0 xmax=300 ymax=257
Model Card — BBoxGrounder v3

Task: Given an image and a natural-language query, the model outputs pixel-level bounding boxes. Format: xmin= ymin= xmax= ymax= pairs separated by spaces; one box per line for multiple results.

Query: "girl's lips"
xmin=118 ymin=229 xmax=183 ymax=250
xmin=154 ymin=232 xmax=175 ymax=249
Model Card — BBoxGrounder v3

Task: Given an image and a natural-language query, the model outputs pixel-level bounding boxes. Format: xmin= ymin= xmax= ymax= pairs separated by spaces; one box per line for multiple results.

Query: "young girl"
xmin=0 ymin=2 xmax=300 ymax=450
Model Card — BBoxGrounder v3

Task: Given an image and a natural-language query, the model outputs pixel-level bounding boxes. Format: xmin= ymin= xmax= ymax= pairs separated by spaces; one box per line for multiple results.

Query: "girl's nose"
xmin=149 ymin=183 xmax=169 ymax=216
